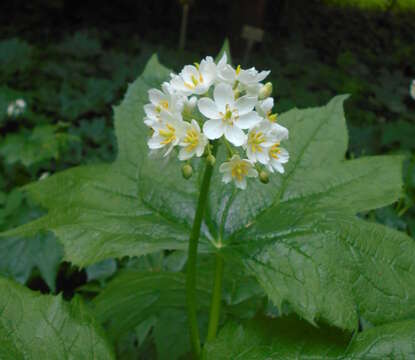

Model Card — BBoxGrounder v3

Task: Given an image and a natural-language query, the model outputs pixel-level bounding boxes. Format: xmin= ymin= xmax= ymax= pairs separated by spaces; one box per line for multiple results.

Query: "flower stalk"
xmin=186 ymin=143 xmax=218 ymax=358
xmin=206 ymin=253 xmax=224 ymax=342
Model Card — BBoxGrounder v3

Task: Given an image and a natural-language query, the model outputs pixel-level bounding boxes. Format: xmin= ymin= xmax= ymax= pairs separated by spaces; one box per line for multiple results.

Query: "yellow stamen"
xmin=159 ymin=100 xmax=169 ymax=109
xmin=236 ymin=65 xmax=241 ymax=75
xmin=184 ymin=82 xmax=195 ymax=90
xmin=248 ymin=131 xmax=265 ymax=153
xmin=183 ymin=128 xmax=199 ymax=152
xmin=268 ymin=113 xmax=278 ymax=122
xmin=220 ymin=104 xmax=238 ymax=125
xmin=269 ymin=143 xmax=281 ymax=159
xmin=191 ymin=75 xmax=199 ymax=86
xmin=159 ymin=123 xmax=176 ymax=145
xmin=231 ymin=161 xmax=249 ymax=181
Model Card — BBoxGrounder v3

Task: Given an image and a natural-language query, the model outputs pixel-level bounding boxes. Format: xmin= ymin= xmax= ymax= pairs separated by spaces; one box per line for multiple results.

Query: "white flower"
xmin=218 ymin=64 xmax=270 ymax=88
xmin=183 ymin=96 xmax=197 ymax=112
xmin=266 ymin=142 xmax=289 ymax=174
xmin=15 ymin=99 xmax=26 ymax=109
xmin=170 ymin=56 xmax=217 ymax=95
xmin=144 ymin=82 xmax=184 ymax=127
xmin=219 ymin=155 xmax=258 ymax=189
xmin=256 ymin=97 xmax=275 ymax=120
xmin=256 ymin=97 xmax=289 ymax=138
xmin=410 ymin=80 xmax=415 ymax=100
xmin=7 ymin=98 xmax=26 ymax=117
xmin=198 ymin=83 xmax=260 ymax=146
xmin=178 ymin=120 xmax=208 ymax=160
xmin=245 ymin=120 xmax=281 ymax=164
xmin=147 ymin=110 xmax=187 ymax=156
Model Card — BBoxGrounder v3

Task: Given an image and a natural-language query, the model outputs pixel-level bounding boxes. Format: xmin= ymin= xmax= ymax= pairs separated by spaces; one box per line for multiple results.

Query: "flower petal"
xmin=224 ymin=125 xmax=246 ymax=146
xmin=148 ymin=89 xmax=165 ymax=105
xmin=237 ymin=112 xmax=261 ymax=129
xmin=178 ymin=147 xmax=193 ymax=161
xmin=203 ymin=119 xmax=225 ymax=139
xmin=235 ymin=95 xmax=257 ymax=115
xmin=218 ymin=64 xmax=236 ymax=84
xmin=219 ymin=162 xmax=232 ymax=173
xmin=256 ymin=70 xmax=270 ymax=82
xmin=271 ymin=123 xmax=289 ymax=140
xmin=148 ymin=136 xmax=164 ymax=149
xmin=144 ymin=104 xmax=158 ymax=118
xmin=235 ymin=178 xmax=247 ymax=190
xmin=214 ymin=83 xmax=234 ymax=111
xmin=198 ymin=98 xmax=221 ymax=119
xmin=222 ymin=173 xmax=232 ymax=184
xmin=247 ymin=167 xmax=258 ymax=178
xmin=256 ymin=150 xmax=269 ymax=165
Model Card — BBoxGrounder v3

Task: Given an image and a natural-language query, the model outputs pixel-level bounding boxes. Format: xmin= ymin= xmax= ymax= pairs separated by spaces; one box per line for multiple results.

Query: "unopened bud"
xmin=207 ymin=154 xmax=216 ymax=166
xmin=259 ymin=170 xmax=269 ymax=184
xmin=259 ymin=82 xmax=273 ymax=100
xmin=182 ymin=164 xmax=193 ymax=179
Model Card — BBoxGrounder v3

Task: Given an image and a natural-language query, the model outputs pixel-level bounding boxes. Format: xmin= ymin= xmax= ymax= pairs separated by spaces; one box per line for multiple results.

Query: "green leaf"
xmin=0 ymin=232 xmax=63 ymax=292
xmin=206 ymin=96 xmax=413 ymax=331
xmin=92 ymin=271 xmax=210 ymax=360
xmin=205 ymin=316 xmax=415 ymax=359
xmin=92 ymin=271 xmax=210 ymax=339
xmin=0 ymin=276 xmax=114 ymax=359
xmin=1 ymin=55 xmax=210 ymax=267
xmin=86 ymin=258 xmax=117 ymax=283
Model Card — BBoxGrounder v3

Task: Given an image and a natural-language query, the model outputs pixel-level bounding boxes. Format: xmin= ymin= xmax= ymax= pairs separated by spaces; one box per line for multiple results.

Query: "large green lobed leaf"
xmin=205 ymin=316 xmax=415 ymax=359
xmin=0 ymin=276 xmax=114 ymax=359
xmin=2 ymin=51 xmax=414 ymax=333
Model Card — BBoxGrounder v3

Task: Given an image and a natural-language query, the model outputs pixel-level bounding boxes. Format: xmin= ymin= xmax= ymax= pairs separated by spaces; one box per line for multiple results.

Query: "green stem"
xmin=186 ymin=144 xmax=217 ymax=359
xmin=223 ymin=138 xmax=234 ymax=157
xmin=206 ymin=253 xmax=224 ymax=342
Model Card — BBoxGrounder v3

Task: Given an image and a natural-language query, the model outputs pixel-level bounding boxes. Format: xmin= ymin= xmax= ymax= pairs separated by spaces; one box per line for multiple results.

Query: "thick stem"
xmin=186 ymin=145 xmax=217 ymax=359
xmin=206 ymin=253 xmax=224 ymax=342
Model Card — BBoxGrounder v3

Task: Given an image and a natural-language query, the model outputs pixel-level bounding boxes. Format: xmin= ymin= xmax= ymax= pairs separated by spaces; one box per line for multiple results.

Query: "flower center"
xmin=248 ymin=131 xmax=265 ymax=153
xmin=184 ymin=73 xmax=204 ymax=90
xmin=269 ymin=143 xmax=281 ymax=159
xmin=267 ymin=113 xmax=277 ymax=122
xmin=220 ymin=104 xmax=238 ymax=125
xmin=159 ymin=123 xmax=177 ymax=145
xmin=231 ymin=161 xmax=249 ymax=182
xmin=156 ymin=100 xmax=169 ymax=113
xmin=184 ymin=128 xmax=199 ymax=152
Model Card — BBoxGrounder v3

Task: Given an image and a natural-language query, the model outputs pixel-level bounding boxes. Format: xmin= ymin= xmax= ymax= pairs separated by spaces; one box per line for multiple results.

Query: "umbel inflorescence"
xmin=144 ymin=54 xmax=289 ymax=189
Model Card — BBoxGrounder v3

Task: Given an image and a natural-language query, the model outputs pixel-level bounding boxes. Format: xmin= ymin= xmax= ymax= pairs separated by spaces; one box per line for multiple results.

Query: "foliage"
xmin=1 ymin=46 xmax=415 ymax=358
xmin=0 ymin=5 xmax=414 ymax=357
xmin=0 ymin=276 xmax=114 ymax=359
xmin=205 ymin=316 xmax=415 ymax=359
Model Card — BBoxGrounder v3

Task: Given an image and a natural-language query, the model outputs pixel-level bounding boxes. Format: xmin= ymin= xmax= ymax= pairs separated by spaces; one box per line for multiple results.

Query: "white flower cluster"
xmin=144 ymin=54 xmax=289 ymax=189
xmin=7 ymin=99 xmax=26 ymax=117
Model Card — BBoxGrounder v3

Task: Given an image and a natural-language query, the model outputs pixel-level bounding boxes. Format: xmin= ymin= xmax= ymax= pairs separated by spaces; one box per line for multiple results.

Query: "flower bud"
xmin=182 ymin=164 xmax=193 ymax=179
xmin=259 ymin=82 xmax=273 ymax=100
xmin=207 ymin=154 xmax=216 ymax=166
xmin=259 ymin=170 xmax=269 ymax=184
